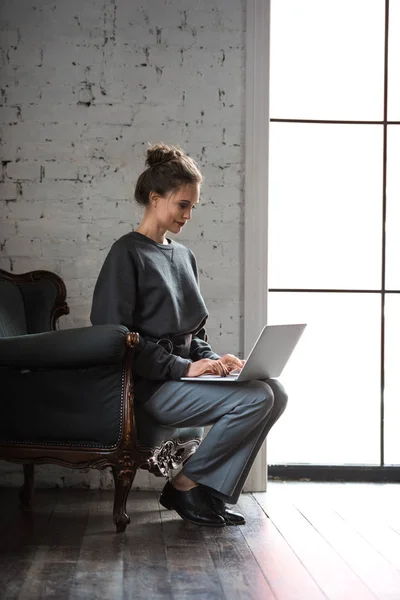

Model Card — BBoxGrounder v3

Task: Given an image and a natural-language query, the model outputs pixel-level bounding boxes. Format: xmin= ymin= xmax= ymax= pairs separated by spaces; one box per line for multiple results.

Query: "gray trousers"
xmin=142 ymin=378 xmax=288 ymax=504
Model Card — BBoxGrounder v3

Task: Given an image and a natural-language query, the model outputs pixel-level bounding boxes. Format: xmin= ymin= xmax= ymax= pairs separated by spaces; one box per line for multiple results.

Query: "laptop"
xmin=181 ymin=323 xmax=307 ymax=382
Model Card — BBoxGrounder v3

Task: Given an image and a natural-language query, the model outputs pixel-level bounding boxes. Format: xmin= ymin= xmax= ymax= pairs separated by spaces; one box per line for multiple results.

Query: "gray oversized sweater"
xmin=90 ymin=231 xmax=220 ymax=400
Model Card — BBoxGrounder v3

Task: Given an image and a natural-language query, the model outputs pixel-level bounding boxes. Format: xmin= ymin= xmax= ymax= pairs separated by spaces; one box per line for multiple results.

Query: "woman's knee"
xmin=246 ymin=380 xmax=275 ymax=414
xmin=264 ymin=379 xmax=288 ymax=411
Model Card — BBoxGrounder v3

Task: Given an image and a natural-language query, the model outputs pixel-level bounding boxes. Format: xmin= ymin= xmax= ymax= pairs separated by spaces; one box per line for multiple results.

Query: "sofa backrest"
xmin=0 ymin=280 xmax=28 ymax=337
xmin=18 ymin=279 xmax=58 ymax=333
xmin=0 ymin=270 xmax=68 ymax=337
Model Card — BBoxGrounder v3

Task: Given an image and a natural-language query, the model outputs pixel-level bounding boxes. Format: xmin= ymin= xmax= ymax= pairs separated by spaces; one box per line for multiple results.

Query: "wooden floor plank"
xmin=14 ymin=490 xmax=90 ymax=600
xmin=277 ymin=481 xmax=400 ymax=538
xmin=69 ymin=489 xmax=124 ymax=600
xmin=123 ymin=491 xmax=172 ymax=600
xmin=0 ymin=488 xmax=58 ymax=555
xmin=0 ymin=555 xmax=37 ymax=600
xmin=293 ymin=495 xmax=400 ymax=599
xmin=237 ymin=494 xmax=327 ymax=600
xmin=201 ymin=504 xmax=276 ymax=600
xmin=2 ymin=483 xmax=400 ymax=600
xmin=15 ymin=549 xmax=80 ymax=600
xmin=159 ymin=497 xmax=226 ymax=600
xmin=328 ymin=493 xmax=400 ymax=572
xmin=254 ymin=492 xmax=377 ymax=600
xmin=0 ymin=488 xmax=60 ymax=600
xmin=35 ymin=489 xmax=90 ymax=548
xmin=0 ymin=488 xmax=20 ymax=532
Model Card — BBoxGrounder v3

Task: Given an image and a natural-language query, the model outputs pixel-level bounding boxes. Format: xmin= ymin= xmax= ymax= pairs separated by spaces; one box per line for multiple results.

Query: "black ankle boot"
xmin=160 ymin=481 xmax=225 ymax=527
xmin=205 ymin=492 xmax=246 ymax=525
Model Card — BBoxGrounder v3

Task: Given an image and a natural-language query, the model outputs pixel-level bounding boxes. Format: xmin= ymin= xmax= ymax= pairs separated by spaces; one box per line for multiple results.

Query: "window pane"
xmin=388 ymin=0 xmax=400 ymax=120
xmin=268 ymin=123 xmax=383 ymax=289
xmin=270 ymin=0 xmax=385 ymax=121
xmin=386 ymin=126 xmax=400 ymax=290
xmin=267 ymin=292 xmax=381 ymax=465
xmin=384 ymin=295 xmax=400 ymax=465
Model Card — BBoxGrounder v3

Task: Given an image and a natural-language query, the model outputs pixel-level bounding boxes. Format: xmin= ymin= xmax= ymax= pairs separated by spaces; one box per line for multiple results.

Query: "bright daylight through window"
xmin=267 ymin=0 xmax=400 ymax=467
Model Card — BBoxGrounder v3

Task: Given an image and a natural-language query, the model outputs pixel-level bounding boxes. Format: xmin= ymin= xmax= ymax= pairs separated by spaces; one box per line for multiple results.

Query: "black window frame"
xmin=268 ymin=0 xmax=400 ymax=483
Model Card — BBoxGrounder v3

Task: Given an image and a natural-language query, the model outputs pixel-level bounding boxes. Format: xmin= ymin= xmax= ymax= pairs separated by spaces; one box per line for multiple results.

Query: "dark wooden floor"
xmin=1 ymin=481 xmax=400 ymax=599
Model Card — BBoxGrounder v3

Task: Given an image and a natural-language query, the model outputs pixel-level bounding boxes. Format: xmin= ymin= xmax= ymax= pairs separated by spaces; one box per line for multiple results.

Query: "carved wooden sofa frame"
xmin=0 ymin=268 xmax=203 ymax=532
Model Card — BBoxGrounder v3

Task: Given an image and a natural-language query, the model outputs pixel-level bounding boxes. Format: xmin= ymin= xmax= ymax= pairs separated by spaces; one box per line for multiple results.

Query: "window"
xmin=267 ymin=0 xmax=400 ymax=470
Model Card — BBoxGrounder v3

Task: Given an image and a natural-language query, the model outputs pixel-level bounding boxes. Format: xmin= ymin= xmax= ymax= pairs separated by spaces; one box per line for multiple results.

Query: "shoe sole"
xmin=159 ymin=496 xmax=226 ymax=528
xmin=223 ymin=518 xmax=246 ymax=526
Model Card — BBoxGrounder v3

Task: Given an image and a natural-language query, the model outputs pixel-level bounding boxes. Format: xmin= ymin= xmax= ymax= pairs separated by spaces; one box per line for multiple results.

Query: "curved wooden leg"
xmin=112 ymin=464 xmax=136 ymax=533
xmin=19 ymin=464 xmax=34 ymax=510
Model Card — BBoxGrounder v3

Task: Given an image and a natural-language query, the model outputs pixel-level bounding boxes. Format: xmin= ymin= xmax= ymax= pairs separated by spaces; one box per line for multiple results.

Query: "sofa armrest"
xmin=0 ymin=324 xmax=136 ymax=369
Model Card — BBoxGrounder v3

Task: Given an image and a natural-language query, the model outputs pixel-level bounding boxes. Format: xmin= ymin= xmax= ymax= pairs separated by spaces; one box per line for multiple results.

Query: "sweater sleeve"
xmin=190 ymin=327 xmax=220 ymax=361
xmin=90 ymin=242 xmax=191 ymax=380
xmin=186 ymin=249 xmax=220 ymax=361
xmin=90 ymin=240 xmax=135 ymax=329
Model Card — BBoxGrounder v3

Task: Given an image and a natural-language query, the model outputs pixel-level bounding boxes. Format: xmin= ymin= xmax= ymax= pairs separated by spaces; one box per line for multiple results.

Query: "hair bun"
xmin=145 ymin=143 xmax=183 ymax=167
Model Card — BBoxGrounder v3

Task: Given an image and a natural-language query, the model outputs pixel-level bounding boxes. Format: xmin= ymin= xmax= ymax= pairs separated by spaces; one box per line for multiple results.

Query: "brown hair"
xmin=134 ymin=143 xmax=203 ymax=206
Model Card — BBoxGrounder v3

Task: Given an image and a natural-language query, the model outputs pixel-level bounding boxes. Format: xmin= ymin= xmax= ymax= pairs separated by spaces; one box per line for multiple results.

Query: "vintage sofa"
xmin=0 ymin=268 xmax=203 ymax=532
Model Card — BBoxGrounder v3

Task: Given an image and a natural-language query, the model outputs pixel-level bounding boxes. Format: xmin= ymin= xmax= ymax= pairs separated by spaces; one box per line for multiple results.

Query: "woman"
xmin=90 ymin=143 xmax=288 ymax=527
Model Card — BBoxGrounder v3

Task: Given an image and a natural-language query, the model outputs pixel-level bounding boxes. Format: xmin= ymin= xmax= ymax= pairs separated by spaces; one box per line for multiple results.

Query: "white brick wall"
xmin=0 ymin=0 xmax=245 ymax=489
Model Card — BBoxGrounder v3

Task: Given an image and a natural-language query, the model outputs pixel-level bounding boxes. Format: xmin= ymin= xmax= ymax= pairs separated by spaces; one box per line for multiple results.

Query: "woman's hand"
xmin=184 ymin=355 xmax=246 ymax=377
xmin=185 ymin=358 xmax=230 ymax=377
xmin=219 ymin=354 xmax=246 ymax=373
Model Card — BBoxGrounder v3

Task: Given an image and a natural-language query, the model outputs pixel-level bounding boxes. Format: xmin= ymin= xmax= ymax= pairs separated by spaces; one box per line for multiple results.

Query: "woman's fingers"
xmin=220 ymin=361 xmax=230 ymax=377
xmin=220 ymin=354 xmax=243 ymax=369
xmin=190 ymin=358 xmax=238 ymax=377
xmin=212 ymin=359 xmax=228 ymax=376
xmin=212 ymin=360 xmax=222 ymax=375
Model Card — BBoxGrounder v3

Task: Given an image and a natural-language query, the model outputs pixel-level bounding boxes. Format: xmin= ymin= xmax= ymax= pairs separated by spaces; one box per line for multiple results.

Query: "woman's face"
xmin=153 ymin=183 xmax=200 ymax=234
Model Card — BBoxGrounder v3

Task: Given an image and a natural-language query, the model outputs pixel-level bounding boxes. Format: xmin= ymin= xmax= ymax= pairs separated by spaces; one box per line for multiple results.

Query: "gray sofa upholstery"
xmin=0 ymin=268 xmax=203 ymax=531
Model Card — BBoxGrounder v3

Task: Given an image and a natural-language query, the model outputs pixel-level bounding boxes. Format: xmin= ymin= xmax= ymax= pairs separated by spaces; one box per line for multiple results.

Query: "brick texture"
xmin=0 ymin=0 xmax=245 ymax=489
